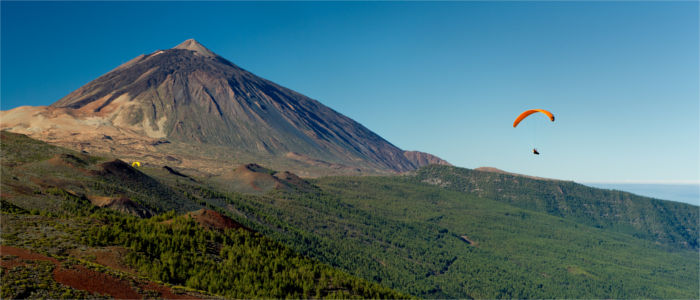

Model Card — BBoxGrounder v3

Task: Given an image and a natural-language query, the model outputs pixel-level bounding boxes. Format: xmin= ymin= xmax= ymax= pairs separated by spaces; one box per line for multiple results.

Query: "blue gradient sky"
xmin=2 ymin=1 xmax=698 ymax=183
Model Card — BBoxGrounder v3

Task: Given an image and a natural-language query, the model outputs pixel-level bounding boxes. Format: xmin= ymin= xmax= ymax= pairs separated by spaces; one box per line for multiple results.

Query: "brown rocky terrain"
xmin=1 ymin=39 xmax=449 ymax=177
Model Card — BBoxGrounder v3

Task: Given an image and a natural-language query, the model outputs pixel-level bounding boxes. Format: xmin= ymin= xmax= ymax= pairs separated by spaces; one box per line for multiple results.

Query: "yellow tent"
xmin=131 ymin=161 xmax=141 ymax=167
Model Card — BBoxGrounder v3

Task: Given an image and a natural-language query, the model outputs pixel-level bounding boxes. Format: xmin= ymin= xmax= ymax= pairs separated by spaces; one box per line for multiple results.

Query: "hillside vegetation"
xmin=0 ymin=131 xmax=407 ymax=298
xmin=210 ymin=174 xmax=697 ymax=298
xmin=2 ymin=131 xmax=697 ymax=299
xmin=412 ymin=165 xmax=698 ymax=250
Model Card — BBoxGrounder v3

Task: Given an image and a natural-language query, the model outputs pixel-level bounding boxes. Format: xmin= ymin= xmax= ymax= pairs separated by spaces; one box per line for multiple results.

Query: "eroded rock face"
xmin=3 ymin=39 xmax=449 ymax=176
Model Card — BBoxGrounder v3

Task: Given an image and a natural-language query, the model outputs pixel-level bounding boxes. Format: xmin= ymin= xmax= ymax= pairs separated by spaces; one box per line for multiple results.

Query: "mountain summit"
xmin=172 ymin=39 xmax=217 ymax=57
xmin=3 ymin=39 xmax=449 ymax=175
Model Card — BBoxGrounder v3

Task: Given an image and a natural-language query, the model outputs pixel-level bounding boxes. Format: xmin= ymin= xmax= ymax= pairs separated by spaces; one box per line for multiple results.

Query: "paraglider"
xmin=131 ymin=161 xmax=141 ymax=167
xmin=513 ymin=109 xmax=555 ymax=128
xmin=513 ymin=109 xmax=554 ymax=155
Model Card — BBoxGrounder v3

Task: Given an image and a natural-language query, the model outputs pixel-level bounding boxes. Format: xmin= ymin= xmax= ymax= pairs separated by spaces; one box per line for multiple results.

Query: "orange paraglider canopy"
xmin=513 ymin=109 xmax=555 ymax=128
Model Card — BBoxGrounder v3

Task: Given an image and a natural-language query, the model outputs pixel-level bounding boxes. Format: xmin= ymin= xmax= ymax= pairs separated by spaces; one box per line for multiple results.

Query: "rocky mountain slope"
xmin=1 ymin=39 xmax=449 ymax=176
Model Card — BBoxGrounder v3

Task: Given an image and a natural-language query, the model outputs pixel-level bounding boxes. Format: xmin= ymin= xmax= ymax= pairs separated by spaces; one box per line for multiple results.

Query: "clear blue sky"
xmin=2 ymin=1 xmax=698 ymax=183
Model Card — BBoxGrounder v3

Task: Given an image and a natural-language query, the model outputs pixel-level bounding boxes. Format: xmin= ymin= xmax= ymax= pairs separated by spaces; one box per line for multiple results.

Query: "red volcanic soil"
xmin=0 ymin=257 xmax=27 ymax=271
xmin=53 ymin=265 xmax=141 ymax=299
xmin=0 ymin=245 xmax=58 ymax=263
xmin=1 ymin=246 xmax=58 ymax=274
xmin=0 ymin=247 xmax=48 ymax=271
xmin=187 ymin=209 xmax=253 ymax=232
xmin=0 ymin=245 xmax=201 ymax=299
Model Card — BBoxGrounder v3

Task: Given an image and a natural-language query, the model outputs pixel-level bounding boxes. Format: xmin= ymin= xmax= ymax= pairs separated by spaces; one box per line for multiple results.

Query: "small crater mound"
xmin=212 ymin=163 xmax=280 ymax=193
xmin=95 ymin=159 xmax=140 ymax=178
xmin=87 ymin=195 xmax=154 ymax=218
xmin=214 ymin=163 xmax=313 ymax=193
xmin=186 ymin=209 xmax=252 ymax=232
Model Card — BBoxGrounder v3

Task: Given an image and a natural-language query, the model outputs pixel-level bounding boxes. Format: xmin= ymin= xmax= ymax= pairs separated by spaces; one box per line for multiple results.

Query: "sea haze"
xmin=583 ymin=183 xmax=700 ymax=206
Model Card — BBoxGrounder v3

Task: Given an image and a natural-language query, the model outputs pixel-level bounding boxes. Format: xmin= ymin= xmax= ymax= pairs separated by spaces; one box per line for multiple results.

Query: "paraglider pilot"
xmin=512 ymin=109 xmax=554 ymax=156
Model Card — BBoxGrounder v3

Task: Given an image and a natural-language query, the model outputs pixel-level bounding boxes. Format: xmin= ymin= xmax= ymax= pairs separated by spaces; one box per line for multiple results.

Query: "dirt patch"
xmin=0 ymin=245 xmax=59 ymax=264
xmin=1 ymin=255 xmax=30 ymax=271
xmin=53 ymin=265 xmax=141 ymax=299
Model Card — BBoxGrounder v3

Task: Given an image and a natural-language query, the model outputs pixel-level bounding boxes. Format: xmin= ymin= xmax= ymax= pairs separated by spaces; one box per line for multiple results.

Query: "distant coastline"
xmin=582 ymin=183 xmax=699 ymax=206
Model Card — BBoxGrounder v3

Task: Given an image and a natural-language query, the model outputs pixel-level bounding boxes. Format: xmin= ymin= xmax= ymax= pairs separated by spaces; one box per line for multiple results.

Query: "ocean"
xmin=583 ymin=183 xmax=700 ymax=206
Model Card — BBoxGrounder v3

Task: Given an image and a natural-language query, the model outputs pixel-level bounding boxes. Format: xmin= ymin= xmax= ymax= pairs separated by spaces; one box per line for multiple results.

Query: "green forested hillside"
xmin=83 ymin=212 xmax=406 ymax=298
xmin=2 ymin=132 xmax=697 ymax=299
xmin=209 ymin=175 xmax=697 ymax=298
xmin=412 ymin=165 xmax=698 ymax=250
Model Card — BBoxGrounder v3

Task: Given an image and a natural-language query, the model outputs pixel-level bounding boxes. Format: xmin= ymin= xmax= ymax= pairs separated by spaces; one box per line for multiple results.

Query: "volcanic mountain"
xmin=1 ymin=39 xmax=449 ymax=176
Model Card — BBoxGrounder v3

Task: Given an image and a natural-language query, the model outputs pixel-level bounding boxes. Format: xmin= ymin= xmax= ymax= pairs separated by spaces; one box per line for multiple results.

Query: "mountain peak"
xmin=14 ymin=39 xmax=447 ymax=176
xmin=173 ymin=39 xmax=217 ymax=57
